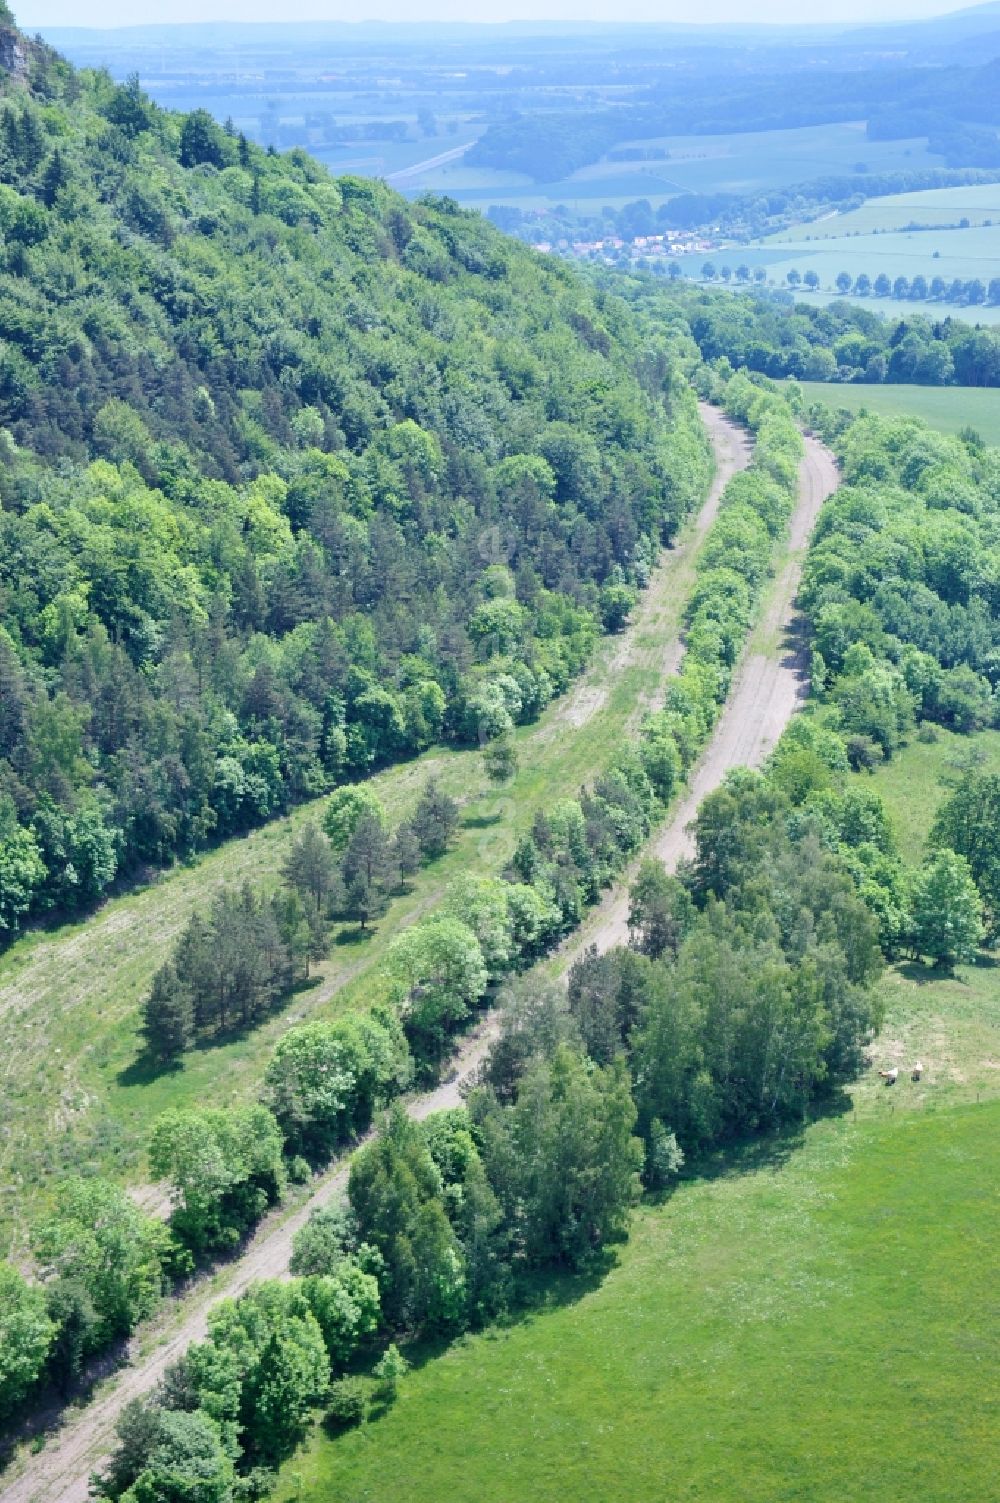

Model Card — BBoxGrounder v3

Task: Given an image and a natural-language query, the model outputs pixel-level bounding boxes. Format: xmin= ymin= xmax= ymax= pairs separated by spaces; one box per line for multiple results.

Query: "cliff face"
xmin=0 ymin=23 xmax=30 ymax=81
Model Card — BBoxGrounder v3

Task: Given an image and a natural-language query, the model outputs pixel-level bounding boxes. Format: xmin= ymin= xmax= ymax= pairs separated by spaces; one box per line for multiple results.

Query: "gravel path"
xmin=562 ymin=433 xmax=839 ymax=962
xmin=2 ymin=418 xmax=835 ymax=1503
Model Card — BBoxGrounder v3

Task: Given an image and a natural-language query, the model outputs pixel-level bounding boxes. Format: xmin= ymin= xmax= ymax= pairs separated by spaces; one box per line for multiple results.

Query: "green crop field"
xmin=798 ymin=383 xmax=1000 ymax=448
xmin=779 ymin=181 xmax=1000 ymax=241
xmin=789 ymin=289 xmax=1000 ymax=325
xmin=756 ymin=221 xmax=1000 ymax=285
xmin=275 ymin=975 xmax=1000 ymax=1503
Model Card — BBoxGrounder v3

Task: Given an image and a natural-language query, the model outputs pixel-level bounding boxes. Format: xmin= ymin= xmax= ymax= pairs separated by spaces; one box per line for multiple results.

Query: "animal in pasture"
xmin=878 ymin=1067 xmax=899 ymax=1085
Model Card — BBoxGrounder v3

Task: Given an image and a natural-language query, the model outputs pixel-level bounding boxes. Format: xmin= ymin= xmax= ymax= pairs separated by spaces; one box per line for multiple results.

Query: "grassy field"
xmin=857 ymin=726 xmax=1000 ymax=863
xmin=778 ymin=181 xmax=1000 ymax=241
xmin=275 ymin=977 xmax=1000 ymax=1503
xmin=0 ymin=439 xmax=729 ymax=1254
xmin=798 ymin=384 xmax=1000 ymax=448
xmin=748 ymin=221 xmax=1000 ymax=288
xmin=412 ymin=122 xmax=941 ymax=214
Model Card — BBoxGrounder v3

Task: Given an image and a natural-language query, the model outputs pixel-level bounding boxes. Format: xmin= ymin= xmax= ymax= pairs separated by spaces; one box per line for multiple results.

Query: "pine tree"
xmin=411 ymin=779 xmax=459 ymax=861
xmin=341 ymin=813 xmax=392 ymax=931
xmin=140 ymin=963 xmax=194 ymax=1063
xmin=390 ymin=820 xmax=422 ymax=889
xmin=41 ymin=147 xmax=68 ymax=208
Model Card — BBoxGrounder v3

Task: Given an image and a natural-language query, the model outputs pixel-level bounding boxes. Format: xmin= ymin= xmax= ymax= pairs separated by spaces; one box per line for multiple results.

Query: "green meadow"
xmin=753 ymin=221 xmax=1000 ymax=287
xmin=798 ymin=383 xmax=1000 ymax=447
xmin=779 ymin=181 xmax=1000 ymax=240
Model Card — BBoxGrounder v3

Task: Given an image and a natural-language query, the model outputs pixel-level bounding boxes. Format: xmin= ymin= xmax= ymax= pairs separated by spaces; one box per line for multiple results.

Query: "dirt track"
xmin=1 ymin=419 xmax=835 ymax=1503
xmin=562 ymin=433 xmax=839 ymax=961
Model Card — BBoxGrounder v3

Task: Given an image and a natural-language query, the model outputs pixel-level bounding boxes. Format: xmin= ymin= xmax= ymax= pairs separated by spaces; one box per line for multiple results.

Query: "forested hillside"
xmin=0 ymin=17 xmax=708 ymax=939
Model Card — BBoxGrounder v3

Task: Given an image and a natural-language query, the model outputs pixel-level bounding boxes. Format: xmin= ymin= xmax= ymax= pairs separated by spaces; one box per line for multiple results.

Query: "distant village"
xmin=533 ymin=228 xmax=723 ymax=262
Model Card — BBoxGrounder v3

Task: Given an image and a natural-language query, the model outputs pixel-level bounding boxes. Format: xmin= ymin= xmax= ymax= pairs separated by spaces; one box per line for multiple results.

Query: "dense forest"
xmin=0 ymin=20 xmax=710 ymax=941
xmin=671 ymin=288 xmax=1000 ymax=386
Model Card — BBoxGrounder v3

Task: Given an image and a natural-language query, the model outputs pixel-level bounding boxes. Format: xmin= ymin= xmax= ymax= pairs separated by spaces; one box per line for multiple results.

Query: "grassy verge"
xmin=274 ymin=957 xmax=1000 ymax=1503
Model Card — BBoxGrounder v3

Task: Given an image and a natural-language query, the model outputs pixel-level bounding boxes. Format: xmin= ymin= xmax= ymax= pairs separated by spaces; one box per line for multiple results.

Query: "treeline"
xmin=766 ymin=402 xmax=1000 ymax=962
xmin=679 ymin=287 xmax=1000 ymax=386
xmin=140 ymin=778 xmax=461 ymax=1062
xmin=802 ymin=406 xmax=1000 ymax=754
xmin=0 ymin=370 xmax=795 ymax=1432
xmin=0 ymin=29 xmax=712 ymax=944
xmin=781 ymin=269 xmax=1000 ymax=315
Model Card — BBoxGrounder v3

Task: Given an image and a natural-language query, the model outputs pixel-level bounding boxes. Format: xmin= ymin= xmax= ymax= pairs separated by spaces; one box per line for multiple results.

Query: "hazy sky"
xmin=14 ymin=0 xmax=981 ymax=29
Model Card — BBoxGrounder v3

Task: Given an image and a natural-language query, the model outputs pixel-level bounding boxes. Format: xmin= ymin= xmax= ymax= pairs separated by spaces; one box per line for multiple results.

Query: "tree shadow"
xmin=0 ymin=1328 xmax=135 ymax=1473
xmin=116 ymin=1052 xmax=184 ymax=1088
xmin=118 ymin=973 xmax=325 ymax=1085
xmin=463 ymin=811 xmax=503 ymax=830
xmin=897 ymin=959 xmax=962 ymax=986
xmin=334 ymin=923 xmax=378 ymax=947
xmin=676 ymin=1088 xmax=854 ymax=1188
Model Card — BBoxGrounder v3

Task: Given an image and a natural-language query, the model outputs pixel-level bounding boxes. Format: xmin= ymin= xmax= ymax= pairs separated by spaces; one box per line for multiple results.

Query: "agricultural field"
xmin=798 ymin=383 xmax=1000 ymax=447
xmin=786 ymin=289 xmax=1000 ymax=326
xmin=414 ymin=121 xmax=943 ymax=217
xmin=779 ymin=181 xmax=1000 ymax=240
xmin=755 ymin=221 xmax=1000 ymax=288
xmin=274 ymin=977 xmax=1000 ymax=1503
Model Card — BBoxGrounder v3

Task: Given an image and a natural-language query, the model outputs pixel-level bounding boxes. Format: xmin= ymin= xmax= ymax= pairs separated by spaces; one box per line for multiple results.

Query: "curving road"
xmin=1 ymin=417 xmax=837 ymax=1503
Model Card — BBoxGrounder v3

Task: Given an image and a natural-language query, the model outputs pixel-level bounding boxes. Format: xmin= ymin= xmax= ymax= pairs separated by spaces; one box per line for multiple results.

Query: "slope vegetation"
xmin=0 ymin=13 xmax=708 ymax=944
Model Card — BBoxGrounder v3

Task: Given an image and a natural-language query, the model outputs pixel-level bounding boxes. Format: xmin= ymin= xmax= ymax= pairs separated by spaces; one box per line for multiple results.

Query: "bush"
xmin=326 ymin=1376 xmax=368 ymax=1428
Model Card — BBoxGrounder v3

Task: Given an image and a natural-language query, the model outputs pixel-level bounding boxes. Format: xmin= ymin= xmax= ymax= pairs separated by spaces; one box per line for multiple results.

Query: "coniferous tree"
xmin=390 ymin=820 xmax=422 ymax=890
xmin=341 ymin=813 xmax=392 ymax=931
xmin=141 ymin=963 xmax=195 ymax=1064
xmin=411 ymin=779 xmax=460 ymax=860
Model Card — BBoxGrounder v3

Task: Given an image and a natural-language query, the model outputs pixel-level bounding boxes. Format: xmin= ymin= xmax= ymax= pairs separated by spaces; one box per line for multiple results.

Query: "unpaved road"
xmin=563 ymin=433 xmax=839 ymax=962
xmin=555 ymin=402 xmax=751 ymax=733
xmin=2 ymin=419 xmax=834 ymax=1503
